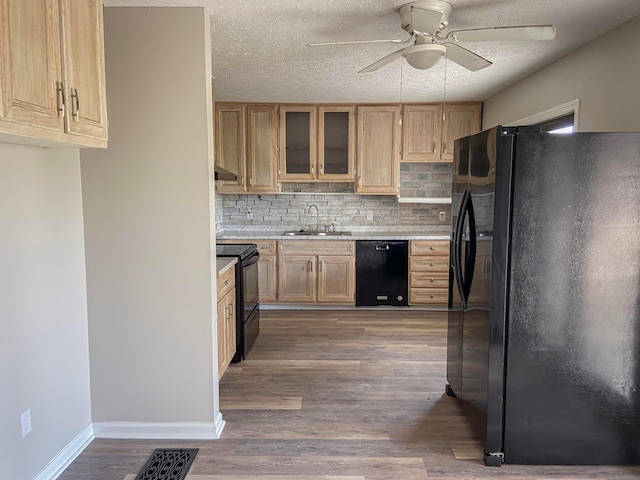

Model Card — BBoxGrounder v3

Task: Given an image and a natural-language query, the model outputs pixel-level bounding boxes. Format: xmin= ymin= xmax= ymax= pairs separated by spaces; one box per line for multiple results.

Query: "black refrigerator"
xmin=447 ymin=126 xmax=640 ymax=466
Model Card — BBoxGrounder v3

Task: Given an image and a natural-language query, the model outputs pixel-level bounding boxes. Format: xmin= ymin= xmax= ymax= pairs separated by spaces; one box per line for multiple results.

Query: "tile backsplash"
xmin=215 ymin=163 xmax=452 ymax=233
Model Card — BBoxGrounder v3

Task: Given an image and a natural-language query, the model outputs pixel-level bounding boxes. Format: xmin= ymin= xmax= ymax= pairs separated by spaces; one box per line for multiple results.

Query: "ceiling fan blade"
xmin=358 ymin=47 xmax=406 ymax=73
xmin=448 ymin=25 xmax=556 ymax=42
xmin=443 ymin=43 xmax=492 ymax=71
xmin=411 ymin=5 xmax=445 ymax=35
xmin=306 ymin=39 xmax=404 ymax=47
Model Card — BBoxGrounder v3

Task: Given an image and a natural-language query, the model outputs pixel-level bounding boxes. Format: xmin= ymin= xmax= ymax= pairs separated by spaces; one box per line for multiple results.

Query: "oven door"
xmin=242 ymin=251 xmax=260 ymax=318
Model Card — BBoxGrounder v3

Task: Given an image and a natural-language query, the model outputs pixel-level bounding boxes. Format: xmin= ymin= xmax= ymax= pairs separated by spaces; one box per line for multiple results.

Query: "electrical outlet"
xmin=439 ymin=211 xmax=446 ymax=221
xmin=366 ymin=210 xmax=374 ymax=221
xmin=246 ymin=211 xmax=253 ymax=220
xmin=21 ymin=409 xmax=31 ymax=438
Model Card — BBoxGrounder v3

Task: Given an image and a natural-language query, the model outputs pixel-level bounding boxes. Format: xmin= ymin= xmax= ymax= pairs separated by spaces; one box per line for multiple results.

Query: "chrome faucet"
xmin=308 ymin=204 xmax=320 ymax=231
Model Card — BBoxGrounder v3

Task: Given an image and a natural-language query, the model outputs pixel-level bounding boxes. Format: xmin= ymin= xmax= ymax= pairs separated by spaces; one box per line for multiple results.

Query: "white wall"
xmin=80 ymin=7 xmax=219 ymax=431
xmin=483 ymin=15 xmax=640 ymax=131
xmin=0 ymin=144 xmax=91 ymax=479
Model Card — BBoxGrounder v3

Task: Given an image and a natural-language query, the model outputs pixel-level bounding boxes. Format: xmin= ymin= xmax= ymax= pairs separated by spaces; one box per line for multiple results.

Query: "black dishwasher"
xmin=356 ymin=240 xmax=408 ymax=306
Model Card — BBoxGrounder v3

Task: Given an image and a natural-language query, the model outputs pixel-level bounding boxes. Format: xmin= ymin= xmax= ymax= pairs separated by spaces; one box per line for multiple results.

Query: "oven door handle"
xmin=243 ymin=251 xmax=260 ymax=267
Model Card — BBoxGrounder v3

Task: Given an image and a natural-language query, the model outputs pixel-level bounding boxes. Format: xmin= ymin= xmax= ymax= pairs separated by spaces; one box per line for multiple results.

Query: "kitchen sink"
xmin=281 ymin=230 xmax=351 ymax=236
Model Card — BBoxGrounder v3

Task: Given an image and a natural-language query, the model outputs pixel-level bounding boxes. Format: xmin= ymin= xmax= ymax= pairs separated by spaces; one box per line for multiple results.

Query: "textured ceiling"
xmin=104 ymin=0 xmax=640 ymax=103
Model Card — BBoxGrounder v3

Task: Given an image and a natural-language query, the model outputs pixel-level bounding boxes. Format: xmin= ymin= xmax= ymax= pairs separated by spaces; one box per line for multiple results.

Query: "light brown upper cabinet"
xmin=279 ymin=105 xmax=316 ymax=182
xmin=441 ymin=103 xmax=482 ymax=162
xmin=401 ymin=102 xmax=481 ymax=163
xmin=215 ymin=103 xmax=246 ymax=193
xmin=356 ymin=105 xmax=401 ymax=195
xmin=246 ymin=104 xmax=279 ymax=194
xmin=402 ymin=104 xmax=442 ymax=162
xmin=0 ymin=0 xmax=108 ymax=147
xmin=317 ymin=106 xmax=355 ymax=182
xmin=280 ymin=105 xmax=355 ymax=183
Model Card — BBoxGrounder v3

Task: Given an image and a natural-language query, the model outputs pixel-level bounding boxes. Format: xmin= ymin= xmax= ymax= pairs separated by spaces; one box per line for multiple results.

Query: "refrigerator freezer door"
xmin=503 ymin=132 xmax=640 ymax=465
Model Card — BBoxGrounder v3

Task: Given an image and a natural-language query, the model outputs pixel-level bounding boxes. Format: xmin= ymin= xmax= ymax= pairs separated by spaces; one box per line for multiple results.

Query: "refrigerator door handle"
xmin=463 ymin=194 xmax=477 ymax=302
xmin=454 ymin=190 xmax=470 ymax=306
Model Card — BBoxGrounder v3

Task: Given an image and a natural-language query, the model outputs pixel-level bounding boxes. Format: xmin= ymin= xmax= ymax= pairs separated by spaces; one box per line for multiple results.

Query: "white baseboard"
xmin=33 ymin=424 xmax=94 ymax=480
xmin=93 ymin=417 xmax=225 ymax=440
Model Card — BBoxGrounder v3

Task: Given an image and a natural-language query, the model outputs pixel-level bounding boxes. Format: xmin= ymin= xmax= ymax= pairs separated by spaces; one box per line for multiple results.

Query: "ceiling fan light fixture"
xmin=403 ymin=44 xmax=446 ymax=69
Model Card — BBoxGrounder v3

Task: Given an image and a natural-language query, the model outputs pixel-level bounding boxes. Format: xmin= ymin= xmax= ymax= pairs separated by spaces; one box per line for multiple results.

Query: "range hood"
xmin=214 ymin=164 xmax=237 ymax=181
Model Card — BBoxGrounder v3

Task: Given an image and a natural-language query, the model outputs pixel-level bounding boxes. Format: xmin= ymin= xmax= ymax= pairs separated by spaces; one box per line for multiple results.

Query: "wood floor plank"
xmin=61 ymin=309 xmax=640 ymax=480
xmin=220 ymin=396 xmax=303 ymax=410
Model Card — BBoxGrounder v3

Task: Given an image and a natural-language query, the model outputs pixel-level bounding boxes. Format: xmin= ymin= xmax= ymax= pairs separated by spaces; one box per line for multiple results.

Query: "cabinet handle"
xmin=224 ymin=279 xmax=229 ymax=286
xmin=430 ymin=278 xmax=435 ymax=283
xmin=249 ymin=177 xmax=254 ymax=187
xmin=358 ymin=176 xmax=362 ymax=188
xmin=56 ymin=82 xmax=66 ymax=117
xmin=430 ymin=294 xmax=434 ymax=298
xmin=432 ymin=142 xmax=436 ymax=154
xmin=309 ymin=260 xmax=313 ymax=272
xmin=320 ymin=165 xmax=324 ymax=175
xmin=430 ymin=262 xmax=435 ymax=266
xmin=430 ymin=246 xmax=435 ymax=250
xmin=443 ymin=141 xmax=447 ymax=155
xmin=319 ymin=261 xmax=323 ymax=273
xmin=70 ymin=88 xmax=80 ymax=122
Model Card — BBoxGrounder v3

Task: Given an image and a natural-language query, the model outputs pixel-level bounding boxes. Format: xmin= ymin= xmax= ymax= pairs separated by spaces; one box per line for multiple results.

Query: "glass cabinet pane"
xmin=285 ymin=111 xmax=311 ymax=174
xmin=322 ymin=111 xmax=349 ymax=174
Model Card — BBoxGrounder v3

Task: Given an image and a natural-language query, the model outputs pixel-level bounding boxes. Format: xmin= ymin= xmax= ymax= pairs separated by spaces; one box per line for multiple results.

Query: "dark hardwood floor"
xmin=59 ymin=309 xmax=640 ymax=479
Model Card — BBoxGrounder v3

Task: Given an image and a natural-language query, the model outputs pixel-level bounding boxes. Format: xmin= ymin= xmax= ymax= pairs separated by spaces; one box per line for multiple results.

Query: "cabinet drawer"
xmin=410 ymin=240 xmax=450 ymax=256
xmin=217 ymin=266 xmax=235 ymax=299
xmin=410 ymin=272 xmax=449 ymax=288
xmin=278 ymin=240 xmax=354 ymax=256
xmin=410 ymin=257 xmax=449 ymax=272
xmin=254 ymin=240 xmax=277 ymax=254
xmin=409 ymin=289 xmax=448 ymax=305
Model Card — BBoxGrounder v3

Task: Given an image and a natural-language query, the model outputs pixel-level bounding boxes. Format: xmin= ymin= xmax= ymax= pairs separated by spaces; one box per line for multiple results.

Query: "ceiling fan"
xmin=306 ymin=0 xmax=556 ymax=73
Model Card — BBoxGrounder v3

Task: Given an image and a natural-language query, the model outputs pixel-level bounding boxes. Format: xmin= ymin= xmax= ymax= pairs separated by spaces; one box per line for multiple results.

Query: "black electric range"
xmin=216 ymin=244 xmax=260 ymax=362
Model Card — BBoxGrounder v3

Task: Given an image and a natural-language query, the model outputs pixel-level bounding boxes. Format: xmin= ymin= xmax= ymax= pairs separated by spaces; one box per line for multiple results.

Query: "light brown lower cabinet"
xmin=278 ymin=240 xmax=355 ymax=304
xmin=216 ymin=265 xmax=236 ymax=379
xmin=409 ymin=240 xmax=450 ymax=306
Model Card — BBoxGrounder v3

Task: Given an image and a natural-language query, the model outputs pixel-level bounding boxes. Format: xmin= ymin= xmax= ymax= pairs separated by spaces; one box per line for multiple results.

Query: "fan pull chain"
xmin=443 ymin=54 xmax=448 ymax=122
xmin=399 ymin=58 xmax=403 ymax=125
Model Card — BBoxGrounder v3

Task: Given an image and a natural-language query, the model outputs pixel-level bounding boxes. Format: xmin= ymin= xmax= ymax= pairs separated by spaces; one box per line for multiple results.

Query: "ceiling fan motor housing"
xmin=399 ymin=0 xmax=453 ymax=35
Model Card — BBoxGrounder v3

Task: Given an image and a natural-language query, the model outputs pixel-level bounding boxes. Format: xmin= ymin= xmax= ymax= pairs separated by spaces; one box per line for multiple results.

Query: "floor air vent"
xmin=135 ymin=448 xmax=198 ymax=480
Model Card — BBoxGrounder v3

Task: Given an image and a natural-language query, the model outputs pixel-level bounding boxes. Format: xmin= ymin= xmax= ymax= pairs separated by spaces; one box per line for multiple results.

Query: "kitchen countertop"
xmin=217 ymin=230 xmax=450 ymax=241
xmin=216 ymin=257 xmax=237 ymax=278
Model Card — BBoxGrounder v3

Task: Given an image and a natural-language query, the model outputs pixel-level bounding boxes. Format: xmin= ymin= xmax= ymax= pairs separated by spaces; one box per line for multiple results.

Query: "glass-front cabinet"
xmin=318 ymin=106 xmax=355 ymax=181
xmin=279 ymin=105 xmax=355 ymax=182
xmin=279 ymin=106 xmax=316 ymax=181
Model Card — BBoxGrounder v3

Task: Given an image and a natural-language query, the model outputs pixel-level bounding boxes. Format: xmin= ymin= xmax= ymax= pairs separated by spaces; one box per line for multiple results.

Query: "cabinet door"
xmin=356 ymin=105 xmax=401 ymax=195
xmin=277 ymin=255 xmax=315 ymax=302
xmin=318 ymin=105 xmax=355 ymax=182
xmin=258 ymin=255 xmax=277 ymax=303
xmin=225 ymin=288 xmax=236 ymax=366
xmin=279 ymin=105 xmax=316 ymax=181
xmin=60 ymin=0 xmax=108 ymax=141
xmin=217 ymin=298 xmax=228 ymax=380
xmin=0 ymin=0 xmax=63 ymax=132
xmin=246 ymin=104 xmax=279 ymax=193
xmin=318 ymin=255 xmax=355 ymax=304
xmin=402 ymin=104 xmax=442 ymax=162
xmin=216 ymin=103 xmax=246 ymax=193
xmin=442 ymin=103 xmax=481 ymax=162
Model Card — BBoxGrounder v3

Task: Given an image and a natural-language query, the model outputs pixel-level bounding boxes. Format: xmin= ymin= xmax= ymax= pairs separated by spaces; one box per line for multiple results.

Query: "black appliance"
xmin=216 ymin=243 xmax=259 ymax=362
xmin=447 ymin=126 xmax=640 ymax=466
xmin=356 ymin=240 xmax=408 ymax=306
